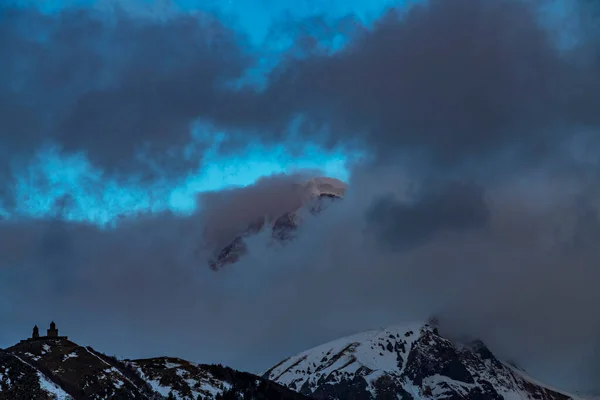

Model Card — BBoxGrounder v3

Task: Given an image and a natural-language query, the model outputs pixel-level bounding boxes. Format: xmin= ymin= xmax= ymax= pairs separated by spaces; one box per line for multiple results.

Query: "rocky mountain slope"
xmin=0 ymin=336 xmax=309 ymax=400
xmin=209 ymin=177 xmax=346 ymax=270
xmin=264 ymin=323 xmax=580 ymax=400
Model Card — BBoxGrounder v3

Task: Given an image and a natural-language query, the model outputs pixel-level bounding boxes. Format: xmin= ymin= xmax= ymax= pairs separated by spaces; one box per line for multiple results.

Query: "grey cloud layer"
xmin=245 ymin=0 xmax=600 ymax=167
xmin=366 ymin=182 xmax=490 ymax=251
xmin=2 ymin=167 xmax=600 ymax=392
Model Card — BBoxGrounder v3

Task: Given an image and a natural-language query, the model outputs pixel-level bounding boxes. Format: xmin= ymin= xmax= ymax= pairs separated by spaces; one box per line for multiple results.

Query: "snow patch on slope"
xmin=38 ymin=371 xmax=72 ymax=399
xmin=131 ymin=357 xmax=235 ymax=399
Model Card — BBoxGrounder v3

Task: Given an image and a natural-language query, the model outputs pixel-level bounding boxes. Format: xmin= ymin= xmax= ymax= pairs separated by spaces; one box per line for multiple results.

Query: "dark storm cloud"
xmin=233 ymin=0 xmax=600 ymax=167
xmin=2 ymin=0 xmax=599 ymax=187
xmin=367 ymin=182 xmax=489 ymax=250
xmin=0 ymin=6 xmax=252 ymax=177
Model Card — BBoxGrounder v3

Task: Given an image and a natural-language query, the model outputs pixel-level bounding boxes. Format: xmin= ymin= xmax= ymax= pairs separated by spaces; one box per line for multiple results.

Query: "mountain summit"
xmin=209 ymin=177 xmax=346 ymax=270
xmin=264 ymin=323 xmax=580 ymax=400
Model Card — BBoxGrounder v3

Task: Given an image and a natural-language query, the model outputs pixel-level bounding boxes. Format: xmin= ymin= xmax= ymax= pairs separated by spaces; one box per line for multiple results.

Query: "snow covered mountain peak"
xmin=264 ymin=323 xmax=579 ymax=400
xmin=265 ymin=323 xmax=426 ymax=383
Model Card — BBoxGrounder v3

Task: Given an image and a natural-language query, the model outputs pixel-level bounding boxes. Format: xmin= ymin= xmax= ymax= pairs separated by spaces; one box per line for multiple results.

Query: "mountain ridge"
xmin=0 ymin=324 xmax=309 ymax=400
xmin=264 ymin=323 xmax=582 ymax=400
xmin=1 ymin=322 xmax=593 ymax=399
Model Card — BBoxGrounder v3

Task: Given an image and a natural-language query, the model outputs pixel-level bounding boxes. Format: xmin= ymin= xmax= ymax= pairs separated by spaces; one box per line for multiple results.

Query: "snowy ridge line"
xmin=82 ymin=346 xmax=113 ymax=367
xmin=265 ymin=322 xmax=579 ymax=400
xmin=11 ymin=353 xmax=71 ymax=399
xmin=83 ymin=347 xmax=147 ymax=393
xmin=505 ymin=363 xmax=584 ymax=400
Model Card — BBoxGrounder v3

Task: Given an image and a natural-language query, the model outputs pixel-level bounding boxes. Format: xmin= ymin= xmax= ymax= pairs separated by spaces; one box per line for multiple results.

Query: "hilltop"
xmin=0 ymin=323 xmax=309 ymax=400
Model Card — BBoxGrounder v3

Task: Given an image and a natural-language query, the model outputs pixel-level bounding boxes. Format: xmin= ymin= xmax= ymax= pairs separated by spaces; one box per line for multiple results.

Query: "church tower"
xmin=47 ymin=321 xmax=58 ymax=337
xmin=32 ymin=325 xmax=39 ymax=339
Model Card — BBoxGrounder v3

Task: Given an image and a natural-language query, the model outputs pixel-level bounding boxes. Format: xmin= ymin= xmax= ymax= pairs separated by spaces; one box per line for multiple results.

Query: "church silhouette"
xmin=20 ymin=321 xmax=68 ymax=343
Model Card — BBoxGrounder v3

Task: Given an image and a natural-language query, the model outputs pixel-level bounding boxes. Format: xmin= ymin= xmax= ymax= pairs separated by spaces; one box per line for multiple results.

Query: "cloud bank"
xmin=1 ymin=0 xmax=600 ymax=394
